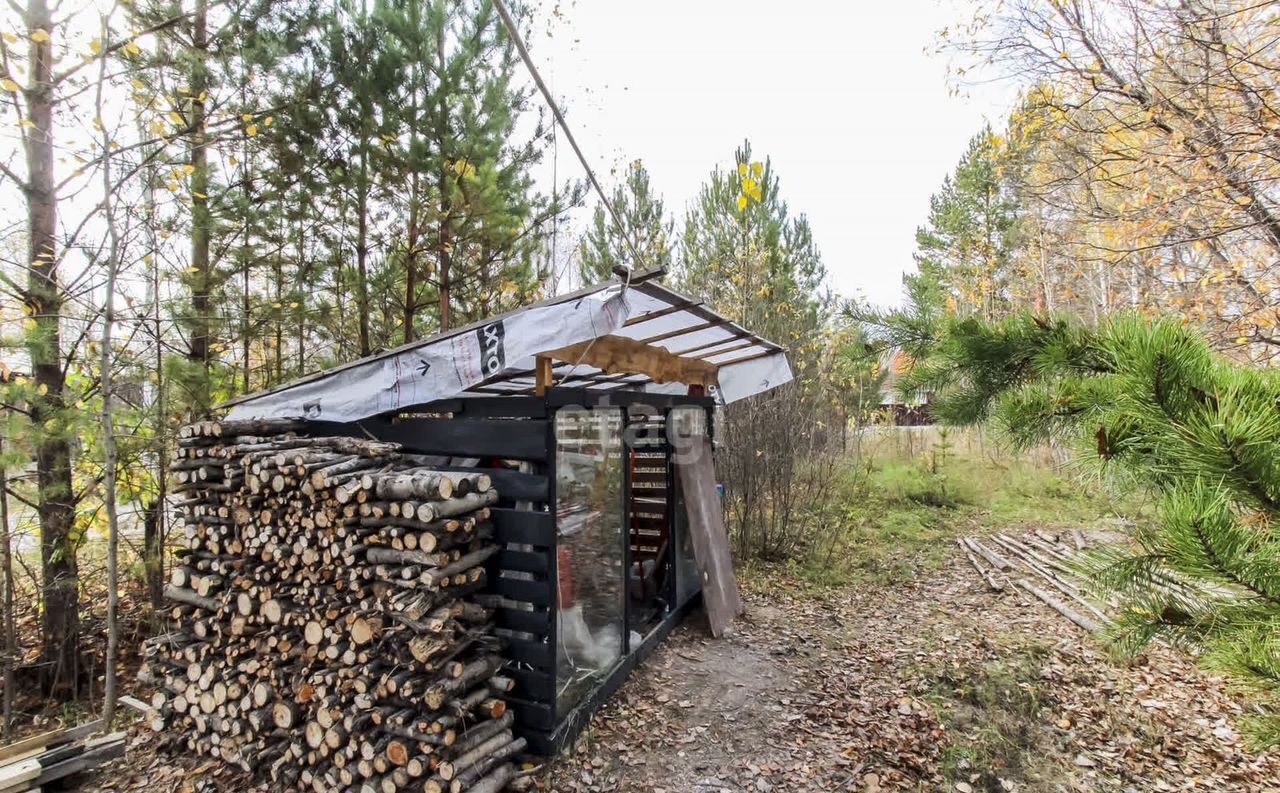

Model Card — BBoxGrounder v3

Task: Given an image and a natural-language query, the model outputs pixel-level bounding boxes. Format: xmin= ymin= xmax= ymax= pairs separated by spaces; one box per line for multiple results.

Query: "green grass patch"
xmin=797 ymin=429 xmax=1135 ymax=588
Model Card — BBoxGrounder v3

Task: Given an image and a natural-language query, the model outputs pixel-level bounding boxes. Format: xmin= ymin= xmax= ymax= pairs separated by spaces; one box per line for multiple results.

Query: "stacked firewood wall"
xmin=143 ymin=418 xmax=530 ymax=793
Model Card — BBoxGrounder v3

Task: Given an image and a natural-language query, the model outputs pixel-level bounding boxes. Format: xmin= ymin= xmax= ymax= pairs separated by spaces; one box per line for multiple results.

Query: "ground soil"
xmin=542 ymin=548 xmax=1280 ymax=793
xmin=79 ymin=540 xmax=1280 ymax=793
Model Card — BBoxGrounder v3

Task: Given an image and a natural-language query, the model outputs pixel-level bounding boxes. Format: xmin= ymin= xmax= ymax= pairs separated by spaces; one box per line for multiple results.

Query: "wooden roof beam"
xmin=638 ymin=321 xmax=720 ymax=346
xmin=621 ymin=299 xmax=702 ymax=328
xmin=707 ymin=349 xmax=779 ymax=369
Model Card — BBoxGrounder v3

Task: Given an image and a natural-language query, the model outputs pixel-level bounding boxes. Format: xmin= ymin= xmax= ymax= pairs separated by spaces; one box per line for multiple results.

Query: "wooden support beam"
xmin=638 ymin=321 xmax=719 ymax=346
xmin=692 ymin=340 xmax=760 ymax=361
xmin=708 ymin=348 xmax=778 ymax=369
xmin=534 ymin=355 xmax=554 ymax=396
xmin=673 ymin=333 xmax=748 ymax=357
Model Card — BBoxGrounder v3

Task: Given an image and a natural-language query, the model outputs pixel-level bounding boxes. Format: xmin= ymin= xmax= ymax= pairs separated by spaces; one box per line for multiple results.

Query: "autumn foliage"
xmin=926 ymin=0 xmax=1280 ymax=359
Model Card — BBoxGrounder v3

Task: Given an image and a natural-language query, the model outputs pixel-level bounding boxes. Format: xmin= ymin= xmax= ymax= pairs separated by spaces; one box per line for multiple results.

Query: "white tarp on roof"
xmin=223 ymin=276 xmax=792 ymax=422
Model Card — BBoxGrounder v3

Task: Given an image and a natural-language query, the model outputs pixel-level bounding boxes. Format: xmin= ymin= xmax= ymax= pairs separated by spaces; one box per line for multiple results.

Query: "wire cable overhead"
xmin=491 ymin=0 xmax=644 ymax=285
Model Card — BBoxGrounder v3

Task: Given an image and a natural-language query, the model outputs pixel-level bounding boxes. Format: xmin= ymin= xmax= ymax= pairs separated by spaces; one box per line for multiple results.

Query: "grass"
xmin=797 ymin=427 xmax=1136 ymax=587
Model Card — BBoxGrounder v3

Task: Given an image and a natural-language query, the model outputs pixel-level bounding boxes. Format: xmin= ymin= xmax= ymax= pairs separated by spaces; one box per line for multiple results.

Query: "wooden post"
xmin=687 ymin=384 xmax=706 ymax=397
xmin=534 ymin=355 xmax=554 ymax=396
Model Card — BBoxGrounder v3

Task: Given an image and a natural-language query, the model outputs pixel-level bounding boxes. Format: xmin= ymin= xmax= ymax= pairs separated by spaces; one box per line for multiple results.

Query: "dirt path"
xmin=544 ymin=551 xmax=1280 ymax=793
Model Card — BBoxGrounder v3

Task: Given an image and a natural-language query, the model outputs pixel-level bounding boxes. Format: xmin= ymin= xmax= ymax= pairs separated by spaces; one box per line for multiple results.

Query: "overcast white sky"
xmin=536 ymin=0 xmax=1018 ymax=308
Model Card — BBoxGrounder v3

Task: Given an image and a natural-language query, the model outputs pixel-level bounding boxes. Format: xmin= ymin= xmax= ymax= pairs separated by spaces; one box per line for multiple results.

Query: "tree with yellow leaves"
xmin=947 ymin=0 xmax=1280 ymax=356
xmin=577 ymin=159 xmax=673 ymax=283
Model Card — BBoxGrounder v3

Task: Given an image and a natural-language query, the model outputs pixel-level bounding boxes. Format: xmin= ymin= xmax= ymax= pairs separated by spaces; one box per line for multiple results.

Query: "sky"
xmin=534 ymin=0 xmax=1019 ymax=308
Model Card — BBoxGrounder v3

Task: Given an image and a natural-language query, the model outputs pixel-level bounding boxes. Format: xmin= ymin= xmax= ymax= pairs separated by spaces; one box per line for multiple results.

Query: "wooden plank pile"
xmin=144 ymin=418 xmax=529 ymax=792
xmin=958 ymin=530 xmax=1109 ymax=632
xmin=0 ymin=721 xmax=125 ymax=792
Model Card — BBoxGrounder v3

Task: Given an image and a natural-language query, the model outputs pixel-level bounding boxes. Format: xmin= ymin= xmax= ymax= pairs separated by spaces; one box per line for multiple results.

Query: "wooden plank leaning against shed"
xmin=674 ymin=435 xmax=743 ymax=637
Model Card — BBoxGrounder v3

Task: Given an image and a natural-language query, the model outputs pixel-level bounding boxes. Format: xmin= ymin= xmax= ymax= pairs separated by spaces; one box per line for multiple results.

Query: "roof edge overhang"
xmin=221 ymin=269 xmax=793 ymax=423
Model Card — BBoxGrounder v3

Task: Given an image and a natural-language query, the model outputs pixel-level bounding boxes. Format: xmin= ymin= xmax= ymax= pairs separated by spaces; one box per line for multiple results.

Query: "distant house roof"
xmin=877 ymin=348 xmax=927 ymax=407
xmin=221 ymin=269 xmax=792 ymax=423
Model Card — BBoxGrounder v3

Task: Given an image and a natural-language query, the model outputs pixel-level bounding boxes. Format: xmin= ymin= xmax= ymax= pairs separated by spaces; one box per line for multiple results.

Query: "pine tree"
xmin=897 ymin=311 xmax=1280 ymax=744
xmin=325 ymin=0 xmax=406 ymax=353
xmin=679 ymin=142 xmax=828 ymax=343
xmin=915 ymin=127 xmax=1021 ymax=320
xmin=577 ymin=159 xmax=673 ymax=282
xmin=396 ymin=0 xmax=562 ymax=334
xmin=130 ymin=0 xmax=333 ymax=401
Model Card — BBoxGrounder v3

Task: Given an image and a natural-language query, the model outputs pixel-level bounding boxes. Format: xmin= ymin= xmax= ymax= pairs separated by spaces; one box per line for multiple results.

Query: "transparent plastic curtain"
xmin=553 ymin=407 xmax=626 ymax=713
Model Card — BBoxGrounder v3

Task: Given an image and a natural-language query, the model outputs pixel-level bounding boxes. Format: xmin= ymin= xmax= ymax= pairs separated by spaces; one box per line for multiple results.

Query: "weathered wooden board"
xmin=0 ymin=720 xmax=103 ymax=765
xmin=33 ymin=733 xmax=125 ymax=788
xmin=674 ymin=436 xmax=742 ymax=636
xmin=0 ymin=758 xmax=40 ymax=793
xmin=117 ymin=695 xmax=152 ymax=714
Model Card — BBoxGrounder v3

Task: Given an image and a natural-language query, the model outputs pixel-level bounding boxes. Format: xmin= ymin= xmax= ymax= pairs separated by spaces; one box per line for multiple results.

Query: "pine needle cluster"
xmin=901 ymin=312 xmax=1280 ymax=745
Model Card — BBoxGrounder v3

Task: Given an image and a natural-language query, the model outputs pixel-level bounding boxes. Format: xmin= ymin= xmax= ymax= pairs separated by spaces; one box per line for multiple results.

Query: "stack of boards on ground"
xmin=143 ymin=418 xmax=532 ymax=793
xmin=0 ymin=720 xmax=125 ymax=792
xmin=956 ymin=530 xmax=1108 ymax=633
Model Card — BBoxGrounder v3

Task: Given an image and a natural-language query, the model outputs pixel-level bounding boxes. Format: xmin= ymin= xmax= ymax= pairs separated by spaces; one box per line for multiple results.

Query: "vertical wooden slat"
xmin=534 ymin=355 xmax=554 ymax=396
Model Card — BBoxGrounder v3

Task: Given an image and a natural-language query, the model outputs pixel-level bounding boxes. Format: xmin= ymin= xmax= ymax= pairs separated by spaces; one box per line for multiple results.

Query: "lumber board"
xmin=31 ymin=742 xmax=83 ymax=768
xmin=491 ymin=576 xmax=552 ymax=607
xmin=490 ymin=508 xmax=555 ymax=547
xmin=674 ymin=436 xmax=742 ymax=637
xmin=118 ymin=695 xmax=151 ymax=714
xmin=495 ymin=549 xmax=549 ymax=576
xmin=495 ymin=605 xmax=551 ymax=637
xmin=33 ymin=734 xmax=125 ymax=787
xmin=0 ymin=758 xmax=40 ymax=792
xmin=366 ymin=418 xmax=549 ymax=461
xmin=0 ymin=748 xmax=43 ymax=774
xmin=0 ymin=720 xmax=104 ymax=765
xmin=503 ymin=635 xmax=554 ymax=672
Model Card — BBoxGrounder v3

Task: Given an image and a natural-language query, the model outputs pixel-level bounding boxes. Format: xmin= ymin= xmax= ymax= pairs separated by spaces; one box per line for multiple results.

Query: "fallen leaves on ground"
xmin=79 ymin=539 xmax=1280 ymax=792
xmin=543 ymin=548 xmax=1280 ymax=792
